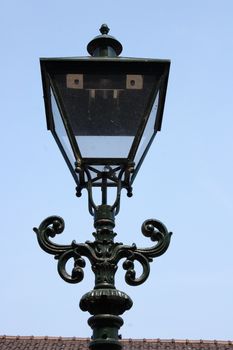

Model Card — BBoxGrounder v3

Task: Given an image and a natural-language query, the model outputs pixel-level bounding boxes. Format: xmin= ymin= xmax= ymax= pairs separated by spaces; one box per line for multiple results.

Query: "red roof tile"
xmin=0 ymin=336 xmax=232 ymax=350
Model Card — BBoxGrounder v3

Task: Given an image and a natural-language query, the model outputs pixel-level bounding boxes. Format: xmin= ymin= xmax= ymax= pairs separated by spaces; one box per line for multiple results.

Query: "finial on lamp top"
xmin=87 ymin=24 xmax=123 ymax=57
xmin=99 ymin=24 xmax=110 ymax=35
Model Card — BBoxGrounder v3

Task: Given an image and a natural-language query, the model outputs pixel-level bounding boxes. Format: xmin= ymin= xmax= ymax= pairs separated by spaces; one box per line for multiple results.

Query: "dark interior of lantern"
xmin=52 ymin=72 xmax=159 ymax=137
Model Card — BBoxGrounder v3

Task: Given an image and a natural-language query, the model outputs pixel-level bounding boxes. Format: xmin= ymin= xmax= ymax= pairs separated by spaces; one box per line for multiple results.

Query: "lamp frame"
xmin=35 ymin=25 xmax=172 ymax=350
xmin=40 ymin=57 xmax=170 ymax=189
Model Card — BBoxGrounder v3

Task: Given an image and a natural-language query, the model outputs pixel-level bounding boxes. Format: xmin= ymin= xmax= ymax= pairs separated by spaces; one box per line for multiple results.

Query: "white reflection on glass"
xmin=134 ymin=91 xmax=160 ymax=167
xmin=51 ymin=88 xmax=76 ymax=166
xmin=76 ymin=135 xmax=134 ymax=158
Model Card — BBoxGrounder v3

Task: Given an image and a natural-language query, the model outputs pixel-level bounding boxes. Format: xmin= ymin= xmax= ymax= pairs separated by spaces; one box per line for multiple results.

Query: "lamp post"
xmin=34 ymin=24 xmax=172 ymax=350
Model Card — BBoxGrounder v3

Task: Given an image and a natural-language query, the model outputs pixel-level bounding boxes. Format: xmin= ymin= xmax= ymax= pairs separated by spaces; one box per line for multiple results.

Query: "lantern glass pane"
xmin=51 ymin=89 xmax=76 ymax=166
xmin=52 ymin=72 xmax=158 ymax=158
xmin=134 ymin=91 xmax=160 ymax=167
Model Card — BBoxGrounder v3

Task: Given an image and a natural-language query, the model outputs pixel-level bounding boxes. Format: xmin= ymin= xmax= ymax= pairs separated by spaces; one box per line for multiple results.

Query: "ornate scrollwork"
xmin=34 ymin=214 xmax=171 ymax=287
xmin=139 ymin=218 xmax=172 ymax=257
xmin=33 ymin=216 xmax=66 ymax=253
xmin=33 ymin=216 xmax=90 ymax=284
xmin=118 ymin=219 xmax=172 ymax=286
xmin=57 ymin=250 xmax=86 ymax=284
xmin=34 ymin=210 xmax=171 ymax=350
xmin=122 ymin=251 xmax=150 ymax=286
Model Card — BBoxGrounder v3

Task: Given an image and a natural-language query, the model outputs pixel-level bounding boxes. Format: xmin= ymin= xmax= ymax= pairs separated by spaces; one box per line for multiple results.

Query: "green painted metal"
xmin=87 ymin=24 xmax=123 ymax=57
xmin=39 ymin=24 xmax=170 ymax=191
xmin=35 ymin=25 xmax=172 ymax=350
xmin=34 ymin=203 xmax=171 ymax=350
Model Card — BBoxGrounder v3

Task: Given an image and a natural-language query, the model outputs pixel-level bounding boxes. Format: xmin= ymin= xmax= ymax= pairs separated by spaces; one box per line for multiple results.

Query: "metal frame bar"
xmin=127 ymin=77 xmax=162 ymax=162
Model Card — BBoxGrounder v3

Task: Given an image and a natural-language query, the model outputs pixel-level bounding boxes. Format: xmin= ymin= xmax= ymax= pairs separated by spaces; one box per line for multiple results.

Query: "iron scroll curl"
xmin=139 ymin=218 xmax=172 ymax=257
xmin=34 ymin=216 xmax=171 ymax=287
xmin=117 ymin=219 xmax=172 ymax=286
xmin=33 ymin=216 xmax=90 ymax=284
xmin=33 ymin=216 xmax=70 ymax=255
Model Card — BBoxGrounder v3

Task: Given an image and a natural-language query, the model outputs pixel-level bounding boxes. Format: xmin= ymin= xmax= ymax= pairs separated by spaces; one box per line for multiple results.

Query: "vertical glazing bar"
xmin=101 ymin=174 xmax=107 ymax=205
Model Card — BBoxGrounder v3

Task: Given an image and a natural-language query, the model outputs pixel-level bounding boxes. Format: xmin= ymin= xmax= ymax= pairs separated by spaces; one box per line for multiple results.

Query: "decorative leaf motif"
xmin=34 ymin=215 xmax=171 ymax=287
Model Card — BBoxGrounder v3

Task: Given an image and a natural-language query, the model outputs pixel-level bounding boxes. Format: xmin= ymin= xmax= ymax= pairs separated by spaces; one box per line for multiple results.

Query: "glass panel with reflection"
xmin=52 ymin=72 xmax=159 ymax=159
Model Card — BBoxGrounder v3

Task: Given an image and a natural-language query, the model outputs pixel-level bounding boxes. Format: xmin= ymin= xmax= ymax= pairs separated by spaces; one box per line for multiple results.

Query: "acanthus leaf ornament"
xmin=34 ymin=213 xmax=171 ymax=287
xmin=33 ymin=162 xmax=172 ymax=350
xmin=33 ymin=132 xmax=172 ymax=350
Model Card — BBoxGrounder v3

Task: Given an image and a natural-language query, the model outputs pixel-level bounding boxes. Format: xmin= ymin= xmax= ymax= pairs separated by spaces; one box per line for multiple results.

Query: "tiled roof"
xmin=0 ymin=336 xmax=232 ymax=350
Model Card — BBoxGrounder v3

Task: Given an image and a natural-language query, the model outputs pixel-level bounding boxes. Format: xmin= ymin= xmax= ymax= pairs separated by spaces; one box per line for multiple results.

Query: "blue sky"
xmin=1 ymin=0 xmax=233 ymax=341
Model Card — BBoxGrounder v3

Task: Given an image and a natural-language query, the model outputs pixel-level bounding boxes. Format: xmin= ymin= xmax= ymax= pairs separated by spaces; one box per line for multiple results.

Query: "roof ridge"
xmin=124 ymin=338 xmax=233 ymax=344
xmin=0 ymin=336 xmax=232 ymax=344
xmin=0 ymin=335 xmax=90 ymax=341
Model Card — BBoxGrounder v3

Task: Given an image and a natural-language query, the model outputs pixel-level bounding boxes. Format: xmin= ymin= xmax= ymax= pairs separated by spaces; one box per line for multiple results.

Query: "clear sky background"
xmin=1 ymin=0 xmax=233 ymax=341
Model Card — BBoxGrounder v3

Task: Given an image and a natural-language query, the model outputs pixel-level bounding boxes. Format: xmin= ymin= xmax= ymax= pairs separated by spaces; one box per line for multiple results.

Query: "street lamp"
xmin=34 ymin=24 xmax=172 ymax=350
